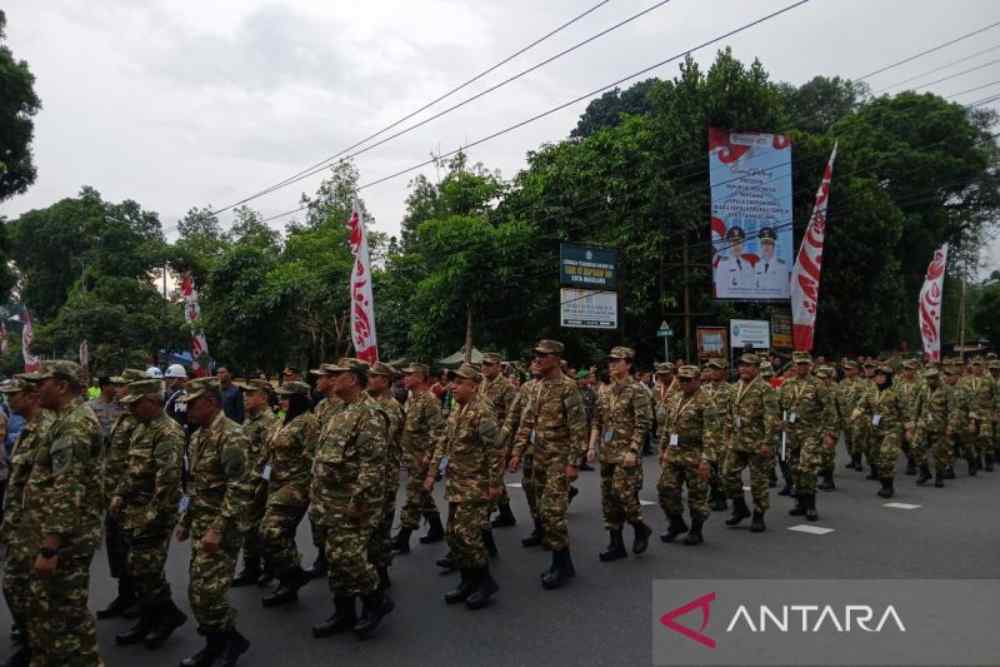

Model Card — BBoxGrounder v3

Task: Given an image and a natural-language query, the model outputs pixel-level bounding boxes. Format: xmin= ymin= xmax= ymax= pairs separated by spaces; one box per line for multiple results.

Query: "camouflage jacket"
xmin=916 ymin=383 xmax=950 ymax=437
xmin=479 ymin=374 xmax=516 ymax=427
xmin=243 ymin=407 xmax=279 ymax=476
xmin=660 ymin=387 xmax=710 ymax=462
xmin=894 ymin=377 xmax=925 ymax=430
xmin=958 ymin=375 xmax=994 ymax=437
xmin=262 ymin=411 xmax=318 ymax=505
xmin=779 ymin=375 xmax=836 ymax=443
xmin=87 ymin=397 xmax=123 ymax=439
xmin=0 ymin=412 xmax=52 ymax=546
xmin=104 ymin=412 xmax=140 ymax=503
xmin=315 ymin=395 xmax=345 ymax=426
xmin=181 ymin=411 xmax=255 ymax=535
xmin=24 ymin=401 xmax=104 ymax=550
xmin=590 ymin=376 xmax=652 ymax=463
xmin=499 ymin=380 xmax=539 ymax=449
xmin=946 ymin=381 xmax=973 ymax=438
xmin=511 ymin=372 xmax=588 ymax=466
xmin=429 ymin=395 xmax=501 ymax=503
xmin=855 ymin=386 xmax=905 ymax=440
xmin=115 ymin=414 xmax=184 ymax=533
xmin=701 ymin=381 xmax=734 ymax=449
xmin=731 ymin=375 xmax=780 ymax=452
xmin=372 ymin=392 xmax=404 ymax=476
xmin=400 ymin=389 xmax=445 ymax=465
xmin=310 ymin=394 xmax=389 ymax=528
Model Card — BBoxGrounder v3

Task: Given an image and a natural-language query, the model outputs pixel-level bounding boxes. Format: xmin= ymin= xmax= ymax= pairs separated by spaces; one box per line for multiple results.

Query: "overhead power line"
xmin=855 ymin=19 xmax=1000 ymax=81
xmin=873 ymin=42 xmax=1000 ymax=93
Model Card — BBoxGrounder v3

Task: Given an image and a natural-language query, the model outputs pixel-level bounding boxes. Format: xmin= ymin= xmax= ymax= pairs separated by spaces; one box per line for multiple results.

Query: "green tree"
xmin=0 ymin=11 xmax=42 ymax=201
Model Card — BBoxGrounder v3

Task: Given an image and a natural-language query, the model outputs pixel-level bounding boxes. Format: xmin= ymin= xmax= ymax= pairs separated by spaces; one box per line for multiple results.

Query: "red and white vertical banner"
xmin=790 ymin=143 xmax=838 ymax=352
xmin=180 ymin=272 xmax=211 ymax=377
xmin=918 ymin=243 xmax=949 ymax=362
xmin=346 ymin=198 xmax=379 ymax=363
xmin=21 ymin=309 xmax=40 ymax=372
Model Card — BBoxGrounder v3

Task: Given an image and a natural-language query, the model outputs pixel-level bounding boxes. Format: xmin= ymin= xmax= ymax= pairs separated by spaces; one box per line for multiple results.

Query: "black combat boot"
xmin=904 ymin=456 xmax=917 ymax=476
xmin=419 ymin=513 xmax=444 ymax=544
xmin=725 ymin=496 xmax=751 ymax=526
xmin=778 ymin=482 xmax=794 ymax=497
xmin=866 ymin=464 xmax=879 ymax=480
xmin=445 ymin=569 xmax=477 ymax=604
xmin=631 ymin=521 xmax=652 ymax=554
xmin=521 ymin=518 xmax=544 ymax=547
xmin=944 ymin=464 xmax=956 ymax=479
xmin=660 ymin=514 xmax=689 ymax=543
xmin=851 ymin=453 xmax=863 ymax=470
xmin=818 ymin=470 xmax=836 ymax=491
xmin=391 ymin=528 xmax=412 ymax=554
xmin=682 ymin=515 xmax=705 ymax=546
xmin=376 ymin=565 xmax=391 ymax=591
xmin=541 ymin=548 xmax=575 ymax=590
xmin=569 ymin=485 xmax=580 ymax=504
xmin=709 ymin=486 xmax=728 ymax=511
xmin=304 ymin=550 xmax=328 ymax=578
xmin=312 ymin=595 xmax=357 ymax=638
xmin=804 ymin=494 xmax=819 ymax=522
xmin=968 ymin=456 xmax=978 ymax=477
xmin=491 ymin=500 xmax=517 ymax=528
xmin=354 ymin=590 xmax=395 ymax=639
xmin=916 ymin=464 xmax=932 ymax=486
xmin=142 ymin=599 xmax=187 ymax=649
xmin=231 ymin=559 xmax=261 ymax=587
xmin=934 ymin=470 xmax=945 ymax=488
xmin=465 ymin=565 xmax=499 ymax=610
xmin=483 ymin=529 xmax=498 ymax=558
xmin=436 ymin=553 xmax=456 ymax=572
xmin=262 ymin=566 xmax=310 ymax=607
xmin=97 ymin=578 xmax=137 ymax=620
xmin=180 ymin=630 xmax=227 ymax=667
xmin=114 ymin=603 xmax=154 ymax=646
xmin=750 ymin=510 xmax=766 ymax=533
xmin=985 ymin=453 xmax=994 ymax=472
xmin=219 ymin=626 xmax=250 ymax=667
xmin=598 ymin=529 xmax=627 ymax=562
xmin=877 ymin=478 xmax=894 ymax=499
xmin=788 ymin=493 xmax=806 ymax=516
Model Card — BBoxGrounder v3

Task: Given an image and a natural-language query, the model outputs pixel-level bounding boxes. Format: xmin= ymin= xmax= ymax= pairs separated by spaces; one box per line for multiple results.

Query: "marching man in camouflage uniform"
xmin=586 ymin=346 xmax=653 ymax=561
xmin=23 ymin=361 xmax=105 ymax=666
xmin=425 ymin=363 xmax=502 ymax=609
xmin=0 ymin=376 xmax=48 ymax=667
xmin=724 ymin=353 xmax=780 ymax=532
xmin=111 ymin=378 xmax=187 ymax=649
xmin=392 ymin=362 xmax=446 ymax=554
xmin=657 ymin=365 xmax=712 ymax=545
xmin=701 ymin=357 xmax=733 ymax=511
xmin=176 ymin=377 xmax=256 ymax=667
xmin=510 ymin=340 xmax=588 ymax=590
xmin=257 ymin=381 xmax=318 ymax=607
xmin=915 ymin=367 xmax=951 ymax=487
xmin=310 ymin=359 xmax=394 ymax=640
xmin=959 ymin=358 xmax=994 ymax=473
xmin=853 ymin=365 xmax=905 ymax=498
xmin=895 ymin=359 xmax=924 ymax=476
xmin=500 ymin=366 xmax=543 ymax=548
xmin=304 ymin=363 xmax=345 ymax=579
xmin=232 ymin=379 xmax=278 ymax=588
xmin=479 ymin=352 xmax=517 ymax=529
xmin=366 ymin=362 xmax=404 ymax=591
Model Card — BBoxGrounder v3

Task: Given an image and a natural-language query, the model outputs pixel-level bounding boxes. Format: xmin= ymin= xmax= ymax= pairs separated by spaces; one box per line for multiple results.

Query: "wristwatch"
xmin=38 ymin=547 xmax=59 ymax=559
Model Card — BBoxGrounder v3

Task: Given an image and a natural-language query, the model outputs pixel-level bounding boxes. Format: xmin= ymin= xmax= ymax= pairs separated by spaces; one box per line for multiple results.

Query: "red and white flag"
xmin=790 ymin=144 xmax=838 ymax=352
xmin=918 ymin=243 xmax=949 ymax=362
xmin=346 ymin=199 xmax=378 ymax=363
xmin=21 ymin=309 xmax=40 ymax=372
xmin=180 ymin=272 xmax=211 ymax=377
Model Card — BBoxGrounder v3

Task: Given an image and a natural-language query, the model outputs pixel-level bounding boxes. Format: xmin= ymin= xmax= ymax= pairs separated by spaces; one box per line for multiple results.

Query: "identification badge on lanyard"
xmin=261 ymin=464 xmax=272 ymax=481
xmin=178 ymin=495 xmax=190 ymax=513
xmin=735 ymin=416 xmax=742 ymax=429
xmin=788 ymin=411 xmax=798 ymax=424
xmin=872 ymin=414 xmax=881 ymax=427
xmin=669 ymin=434 xmax=680 ymax=449
xmin=529 ymin=430 xmax=536 ymax=444
xmin=603 ymin=430 xmax=614 ymax=444
xmin=183 ymin=453 xmax=191 ymax=476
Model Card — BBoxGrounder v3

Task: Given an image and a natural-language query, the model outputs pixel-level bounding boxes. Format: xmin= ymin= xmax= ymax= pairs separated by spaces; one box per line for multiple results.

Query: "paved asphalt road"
xmin=1 ymin=450 xmax=996 ymax=666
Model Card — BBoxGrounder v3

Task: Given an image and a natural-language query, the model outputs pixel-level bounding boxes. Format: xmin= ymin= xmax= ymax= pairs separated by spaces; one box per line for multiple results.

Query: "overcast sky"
xmin=3 ymin=0 xmax=1000 ymax=269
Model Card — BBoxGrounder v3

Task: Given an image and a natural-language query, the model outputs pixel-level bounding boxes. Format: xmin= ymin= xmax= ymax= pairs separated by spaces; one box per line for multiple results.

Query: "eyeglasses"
xmin=533 ymin=351 xmax=553 ymax=359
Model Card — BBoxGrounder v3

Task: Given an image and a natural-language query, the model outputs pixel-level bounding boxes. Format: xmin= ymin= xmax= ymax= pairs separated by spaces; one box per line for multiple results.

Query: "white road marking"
xmin=506 ymin=482 xmax=522 ymax=488
xmin=787 ymin=524 xmax=835 ymax=535
xmin=883 ymin=502 xmax=922 ymax=510
xmin=639 ymin=500 xmax=657 ymax=506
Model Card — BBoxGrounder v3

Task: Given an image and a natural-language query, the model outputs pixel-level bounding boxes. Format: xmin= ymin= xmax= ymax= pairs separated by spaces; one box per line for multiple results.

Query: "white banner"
xmin=918 ymin=243 xmax=949 ymax=362
xmin=560 ymin=289 xmax=618 ymax=329
xmin=346 ymin=199 xmax=378 ymax=363
xmin=790 ymin=143 xmax=838 ymax=351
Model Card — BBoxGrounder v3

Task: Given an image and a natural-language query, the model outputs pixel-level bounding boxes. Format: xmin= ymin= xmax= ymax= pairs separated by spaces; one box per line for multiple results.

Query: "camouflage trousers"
xmin=599 ymin=461 xmax=643 ymax=529
xmin=399 ymin=461 xmax=439 ymax=530
xmin=819 ymin=433 xmax=839 ymax=473
xmin=3 ymin=543 xmax=33 ymax=635
xmin=104 ymin=513 xmax=129 ymax=580
xmin=258 ymin=499 xmax=309 ymax=574
xmin=971 ymin=430 xmax=993 ymax=458
xmin=704 ymin=441 xmax=727 ymax=496
xmin=918 ymin=433 xmax=953 ymax=473
xmin=324 ymin=519 xmax=378 ymax=596
xmin=532 ymin=459 xmax=571 ymax=551
xmin=877 ymin=433 xmax=901 ymax=481
xmin=657 ymin=449 xmax=708 ymax=520
xmin=239 ymin=482 xmax=268 ymax=570
xmin=126 ymin=527 xmax=173 ymax=605
xmin=788 ymin=435 xmax=825 ymax=494
xmin=29 ymin=547 xmax=102 ymax=667
xmin=723 ymin=448 xmax=773 ymax=511
xmin=367 ymin=468 xmax=400 ymax=569
xmin=310 ymin=517 xmax=327 ymax=560
xmin=851 ymin=424 xmax=873 ymax=463
xmin=188 ymin=521 xmax=241 ymax=633
xmin=446 ymin=501 xmax=490 ymax=568
xmin=522 ymin=453 xmax=538 ymax=519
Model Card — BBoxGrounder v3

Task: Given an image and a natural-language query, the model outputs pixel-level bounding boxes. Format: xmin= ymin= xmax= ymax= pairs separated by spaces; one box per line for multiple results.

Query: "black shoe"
xmin=934 ymin=471 xmax=945 ymax=488
xmin=709 ymin=487 xmax=728 ymax=511
xmin=865 ymin=464 xmax=879 ymax=480
xmin=419 ymin=514 xmax=444 ymax=544
xmin=521 ymin=519 xmax=544 ymax=548
xmin=778 ymin=483 xmax=793 ymax=497
xmin=579 ymin=461 xmax=595 ymax=471
xmin=804 ymin=494 xmax=819 ymax=522
xmin=660 ymin=514 xmax=689 ymax=543
xmin=180 ymin=630 xmax=227 ymax=667
xmin=491 ymin=502 xmax=517 ymax=528
xmin=631 ymin=521 xmax=652 ymax=554
xmin=262 ymin=567 xmax=309 ymax=608
xmin=97 ymin=587 xmax=137 ymax=620
xmin=944 ymin=465 xmax=956 ymax=479
xmin=445 ymin=569 xmax=477 ymax=604
xmin=598 ymin=529 xmax=627 ymax=562
xmin=2 ymin=646 xmax=30 ymax=667
xmin=682 ymin=516 xmax=704 ymax=546
xmin=231 ymin=564 xmax=261 ymax=588
xmin=313 ymin=595 xmax=357 ymax=638
xmin=541 ymin=548 xmax=575 ymax=590
xmin=818 ymin=471 xmax=836 ymax=491
xmin=377 ymin=565 xmax=392 ymax=591
xmin=916 ymin=464 xmax=931 ymax=486
xmin=256 ymin=571 xmax=276 ymax=587
xmin=788 ymin=494 xmax=806 ymax=516
xmin=904 ymin=460 xmax=917 ymax=476
xmin=985 ymin=454 xmax=994 ymax=472
xmin=483 ymin=529 xmax=498 ymax=558
xmin=115 ymin=610 xmax=154 ymax=646
xmin=391 ymin=528 xmax=413 ymax=554
xmin=968 ymin=458 xmax=978 ymax=477
xmin=465 ymin=566 xmax=498 ymax=610
xmin=354 ymin=591 xmax=394 ymax=639
xmin=219 ymin=627 xmax=250 ymax=667
xmin=750 ymin=510 xmax=766 ymax=533
xmin=725 ymin=496 xmax=751 ymax=526
xmin=877 ymin=478 xmax=894 ymax=499
xmin=436 ymin=555 xmax=456 ymax=572
xmin=143 ymin=600 xmax=187 ymax=649
xmin=850 ymin=454 xmax=862 ymax=470
xmin=304 ymin=552 xmax=328 ymax=579
xmin=569 ymin=486 xmax=579 ymax=504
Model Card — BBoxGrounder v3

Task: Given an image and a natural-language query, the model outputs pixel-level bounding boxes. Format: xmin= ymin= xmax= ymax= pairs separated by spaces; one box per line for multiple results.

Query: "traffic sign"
xmin=657 ymin=321 xmax=673 ymax=337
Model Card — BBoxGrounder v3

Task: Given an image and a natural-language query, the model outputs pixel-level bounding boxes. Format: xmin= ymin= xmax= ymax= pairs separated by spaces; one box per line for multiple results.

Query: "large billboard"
xmin=560 ymin=288 xmax=617 ymax=329
xmin=709 ymin=128 xmax=793 ymax=301
xmin=559 ymin=243 xmax=617 ymax=290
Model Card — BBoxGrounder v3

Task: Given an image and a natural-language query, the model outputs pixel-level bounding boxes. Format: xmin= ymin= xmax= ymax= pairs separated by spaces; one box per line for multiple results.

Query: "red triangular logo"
xmin=660 ymin=592 xmax=717 ymax=649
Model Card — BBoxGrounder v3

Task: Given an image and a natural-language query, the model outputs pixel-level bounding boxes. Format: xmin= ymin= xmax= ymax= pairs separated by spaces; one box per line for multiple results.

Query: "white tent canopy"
xmin=435 ymin=347 xmax=484 ymax=368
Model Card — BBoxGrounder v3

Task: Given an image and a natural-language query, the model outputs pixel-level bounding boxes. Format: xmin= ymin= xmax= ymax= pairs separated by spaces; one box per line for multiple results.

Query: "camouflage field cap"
xmin=183 ymin=377 xmax=220 ymax=402
xmin=110 ymin=368 xmax=149 ymax=385
xmin=326 ymin=358 xmax=370 ymax=377
xmin=401 ymin=362 xmax=429 ymax=376
xmin=760 ymin=362 xmax=775 ymax=378
xmin=608 ymin=346 xmax=635 ymax=360
xmin=236 ymin=378 xmax=274 ymax=393
xmin=282 ymin=366 xmax=301 ymax=376
xmin=816 ymin=365 xmax=835 ymax=379
xmin=971 ymin=357 xmax=985 ymax=367
xmin=0 ymin=377 xmax=33 ymax=394
xmin=924 ymin=367 xmax=941 ymax=379
xmin=275 ymin=380 xmax=311 ymax=397
xmin=482 ymin=352 xmax=503 ymax=365
xmin=902 ymin=359 xmax=920 ymax=370
xmin=120 ymin=378 xmax=164 ymax=404
xmin=25 ymin=360 xmax=82 ymax=384
xmin=738 ymin=353 xmax=760 ymax=366
xmin=654 ymin=362 xmax=674 ymax=375
xmin=987 ymin=352 xmax=998 ymax=360
xmin=876 ymin=365 xmax=893 ymax=375
xmin=792 ymin=351 xmax=813 ymax=364
xmin=990 ymin=360 xmax=1000 ymax=370
xmin=676 ymin=365 xmax=700 ymax=380
xmin=706 ymin=357 xmax=727 ymax=370
xmin=368 ymin=361 xmax=396 ymax=378
xmin=449 ymin=362 xmax=481 ymax=383
xmin=841 ymin=359 xmax=859 ymax=370
xmin=862 ymin=359 xmax=879 ymax=369
xmin=534 ymin=339 xmax=565 ymax=356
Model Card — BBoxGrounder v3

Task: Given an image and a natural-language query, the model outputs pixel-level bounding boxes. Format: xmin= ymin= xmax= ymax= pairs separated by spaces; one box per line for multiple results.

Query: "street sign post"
xmin=657 ymin=320 xmax=673 ymax=362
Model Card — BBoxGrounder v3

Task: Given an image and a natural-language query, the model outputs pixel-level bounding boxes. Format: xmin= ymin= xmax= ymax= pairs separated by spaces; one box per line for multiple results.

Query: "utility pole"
xmin=682 ymin=231 xmax=692 ymax=362
xmin=464 ymin=304 xmax=473 ymax=363
xmin=958 ymin=268 xmax=968 ymax=356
